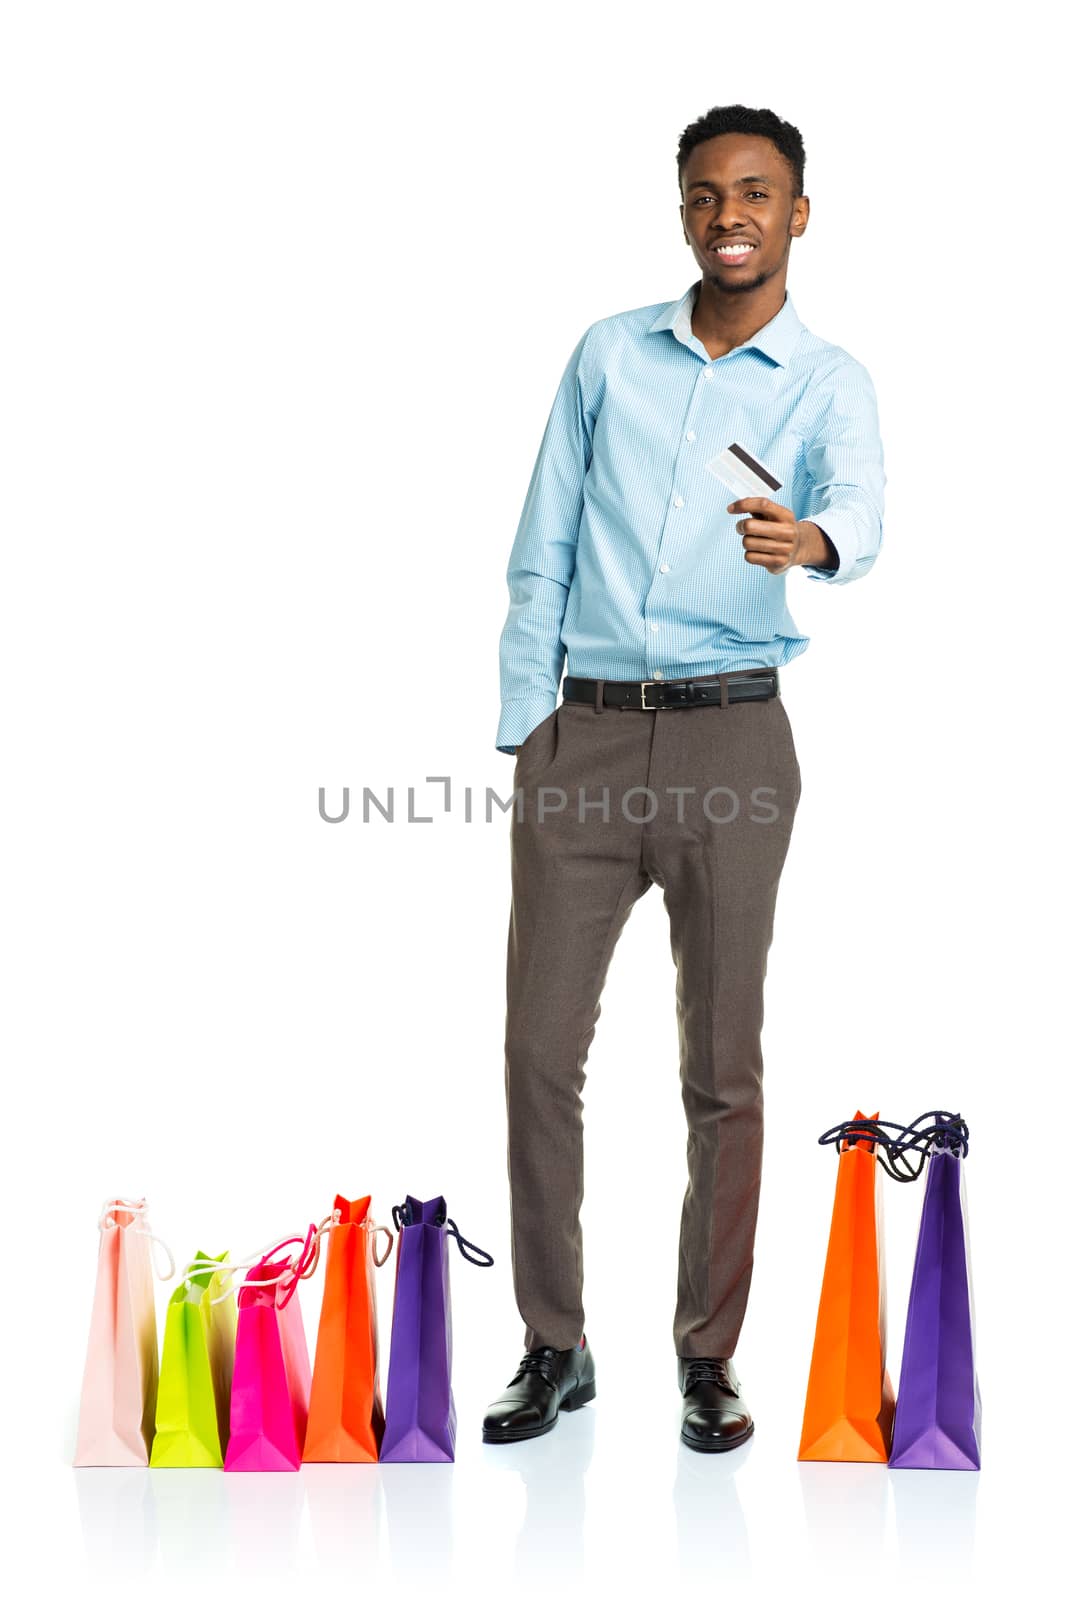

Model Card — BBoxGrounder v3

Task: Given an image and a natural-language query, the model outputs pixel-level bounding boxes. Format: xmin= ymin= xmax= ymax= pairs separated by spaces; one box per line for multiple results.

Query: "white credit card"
xmin=705 ymin=441 xmax=782 ymax=501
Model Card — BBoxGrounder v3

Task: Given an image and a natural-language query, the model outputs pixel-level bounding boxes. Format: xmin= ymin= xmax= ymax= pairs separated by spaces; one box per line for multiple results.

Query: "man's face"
xmin=679 ymin=133 xmax=808 ymax=292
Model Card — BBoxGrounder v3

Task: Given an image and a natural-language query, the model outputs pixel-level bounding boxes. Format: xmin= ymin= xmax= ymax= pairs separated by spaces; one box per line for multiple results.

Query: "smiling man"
xmin=485 ymin=104 xmax=885 ymax=1453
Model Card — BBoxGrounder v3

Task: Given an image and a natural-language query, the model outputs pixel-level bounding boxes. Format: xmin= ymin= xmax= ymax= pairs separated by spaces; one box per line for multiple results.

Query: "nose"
xmin=711 ymin=201 xmax=750 ymax=232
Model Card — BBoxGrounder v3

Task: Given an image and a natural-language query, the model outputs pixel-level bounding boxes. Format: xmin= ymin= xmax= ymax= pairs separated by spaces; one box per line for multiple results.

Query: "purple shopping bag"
xmin=889 ymin=1114 xmax=981 ymax=1470
xmin=378 ymin=1195 xmax=493 ymax=1463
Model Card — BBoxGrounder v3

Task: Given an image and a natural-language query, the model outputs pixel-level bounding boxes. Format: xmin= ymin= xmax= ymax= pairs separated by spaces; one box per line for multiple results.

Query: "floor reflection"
xmin=673 ymin=1435 xmax=752 ymax=1577
xmin=304 ymin=1464 xmax=383 ymax=1566
xmin=890 ymin=1467 xmax=979 ymax=1578
xmin=798 ymin=1461 xmax=889 ymax=1562
xmin=378 ymin=1461 xmax=455 ymax=1581
xmin=68 ymin=1437 xmax=982 ymax=1589
xmin=147 ymin=1468 xmax=232 ymax=1569
xmin=73 ymin=1469 xmax=158 ymax=1579
xmin=220 ymin=1470 xmax=306 ymax=1575
xmin=479 ymin=1404 xmax=595 ymax=1585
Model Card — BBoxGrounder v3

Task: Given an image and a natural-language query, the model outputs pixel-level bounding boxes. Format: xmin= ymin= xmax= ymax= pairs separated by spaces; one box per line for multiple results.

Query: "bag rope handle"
xmin=178 ymin=1253 xmax=233 ymax=1289
xmin=816 ymin=1119 xmax=928 ymax=1183
xmin=205 ymin=1226 xmax=320 ymax=1307
xmin=889 ymin=1110 xmax=970 ymax=1160
xmin=445 ymin=1217 xmax=494 ymax=1266
xmin=97 ymin=1198 xmax=176 ymax=1281
xmin=817 ymin=1111 xmax=970 ymax=1182
xmin=390 ymin=1199 xmax=494 ymax=1266
xmin=316 ymin=1206 xmax=395 ymax=1268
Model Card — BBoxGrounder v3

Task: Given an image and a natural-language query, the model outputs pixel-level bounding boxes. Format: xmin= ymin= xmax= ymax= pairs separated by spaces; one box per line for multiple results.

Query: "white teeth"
xmin=715 ymin=243 xmax=754 ymax=254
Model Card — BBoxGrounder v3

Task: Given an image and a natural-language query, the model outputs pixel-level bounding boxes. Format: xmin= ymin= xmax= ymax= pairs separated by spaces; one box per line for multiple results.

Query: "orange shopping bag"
xmin=797 ymin=1112 xmax=912 ymax=1463
xmin=302 ymin=1195 xmax=394 ymax=1463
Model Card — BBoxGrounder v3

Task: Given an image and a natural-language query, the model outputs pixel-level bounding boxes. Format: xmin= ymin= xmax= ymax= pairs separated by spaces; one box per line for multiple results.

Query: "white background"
xmin=2 ymin=1 xmax=1085 ymax=1595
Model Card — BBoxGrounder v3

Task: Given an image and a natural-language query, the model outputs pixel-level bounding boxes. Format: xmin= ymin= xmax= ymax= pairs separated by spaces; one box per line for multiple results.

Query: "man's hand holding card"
xmin=728 ymin=496 xmax=837 ymax=574
xmin=705 ymin=440 xmax=838 ymax=574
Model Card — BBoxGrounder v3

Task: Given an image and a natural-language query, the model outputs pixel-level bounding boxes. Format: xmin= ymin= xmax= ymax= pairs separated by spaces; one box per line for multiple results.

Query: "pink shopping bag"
xmin=223 ymin=1228 xmax=318 ymax=1472
xmin=74 ymin=1197 xmax=175 ymax=1466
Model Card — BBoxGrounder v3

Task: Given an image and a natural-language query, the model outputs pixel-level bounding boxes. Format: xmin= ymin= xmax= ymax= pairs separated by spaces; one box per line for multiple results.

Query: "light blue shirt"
xmin=496 ymin=281 xmax=885 ymax=753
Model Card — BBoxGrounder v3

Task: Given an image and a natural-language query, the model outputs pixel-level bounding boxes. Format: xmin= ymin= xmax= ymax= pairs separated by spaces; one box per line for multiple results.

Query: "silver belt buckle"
xmin=639 ymin=680 xmax=658 ymax=710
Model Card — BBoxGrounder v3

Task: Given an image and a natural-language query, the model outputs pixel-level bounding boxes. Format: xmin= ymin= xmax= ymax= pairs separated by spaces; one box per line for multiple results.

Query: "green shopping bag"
xmin=149 ymin=1251 xmax=236 ymax=1468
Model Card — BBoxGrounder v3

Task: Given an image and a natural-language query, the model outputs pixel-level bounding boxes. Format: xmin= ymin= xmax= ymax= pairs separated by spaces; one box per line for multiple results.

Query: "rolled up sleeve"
xmin=496 ymin=329 xmax=596 ymax=752
xmin=800 ymin=359 xmax=886 ymax=585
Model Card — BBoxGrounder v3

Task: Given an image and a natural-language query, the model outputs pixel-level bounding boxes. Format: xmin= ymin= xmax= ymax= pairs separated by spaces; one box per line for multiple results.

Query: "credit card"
xmin=705 ymin=441 xmax=782 ymax=500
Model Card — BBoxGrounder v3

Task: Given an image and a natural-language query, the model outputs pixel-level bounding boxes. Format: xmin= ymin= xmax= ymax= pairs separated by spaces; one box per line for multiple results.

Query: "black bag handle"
xmin=816 ymin=1117 xmax=927 ymax=1182
xmin=817 ymin=1111 xmax=969 ymax=1182
xmin=444 ymin=1218 xmax=494 ymax=1267
xmin=889 ymin=1110 xmax=970 ymax=1161
xmin=390 ymin=1197 xmax=494 ymax=1265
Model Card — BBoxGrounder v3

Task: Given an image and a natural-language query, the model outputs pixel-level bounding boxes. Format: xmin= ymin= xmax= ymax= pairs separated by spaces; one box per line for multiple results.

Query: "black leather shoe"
xmin=678 ymin=1356 xmax=754 ymax=1453
xmin=482 ymin=1334 xmax=597 ymax=1443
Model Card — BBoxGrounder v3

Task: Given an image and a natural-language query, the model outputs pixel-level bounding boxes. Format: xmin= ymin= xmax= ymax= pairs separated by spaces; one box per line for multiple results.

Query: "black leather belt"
xmin=562 ymin=671 xmax=779 ymax=711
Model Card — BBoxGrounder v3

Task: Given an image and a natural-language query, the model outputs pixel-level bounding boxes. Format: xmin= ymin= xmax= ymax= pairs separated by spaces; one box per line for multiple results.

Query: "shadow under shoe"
xmin=678 ymin=1357 xmax=754 ymax=1453
xmin=482 ymin=1334 xmax=597 ymax=1443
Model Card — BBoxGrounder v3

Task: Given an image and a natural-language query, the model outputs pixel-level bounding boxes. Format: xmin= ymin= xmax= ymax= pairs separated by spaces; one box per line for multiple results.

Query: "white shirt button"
xmin=686 ymin=430 xmax=695 ymax=441
xmin=653 ymin=670 xmax=664 ymax=680
xmin=660 ymin=562 xmax=670 ymax=573
xmin=650 ymin=622 xmax=659 ymax=633
xmin=703 ymin=368 xmax=714 ymax=380
xmin=673 ymin=495 xmax=684 ymax=508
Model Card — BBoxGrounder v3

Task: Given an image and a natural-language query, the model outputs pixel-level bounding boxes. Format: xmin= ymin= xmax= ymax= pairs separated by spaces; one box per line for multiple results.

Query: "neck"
xmin=691 ymin=273 xmax=788 ymax=356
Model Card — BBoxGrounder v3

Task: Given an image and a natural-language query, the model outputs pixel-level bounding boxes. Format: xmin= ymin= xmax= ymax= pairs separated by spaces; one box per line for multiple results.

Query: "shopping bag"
xmin=74 ymin=1197 xmax=174 ymax=1466
xmin=378 ymin=1195 xmax=494 ymax=1463
xmin=223 ymin=1228 xmax=318 ymax=1472
xmin=797 ymin=1113 xmax=910 ymax=1463
xmin=149 ymin=1251 xmax=236 ymax=1468
xmin=302 ymin=1195 xmax=394 ymax=1463
xmin=888 ymin=1113 xmax=981 ymax=1470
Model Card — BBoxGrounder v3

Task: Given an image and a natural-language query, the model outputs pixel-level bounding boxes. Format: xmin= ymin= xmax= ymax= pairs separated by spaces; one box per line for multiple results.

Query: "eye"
xmin=692 ymin=191 xmax=767 ymax=205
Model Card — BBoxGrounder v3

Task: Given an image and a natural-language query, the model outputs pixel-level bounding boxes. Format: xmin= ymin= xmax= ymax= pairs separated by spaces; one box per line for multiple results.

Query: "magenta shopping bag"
xmin=223 ymin=1228 xmax=319 ymax=1472
xmin=888 ymin=1113 xmax=981 ymax=1470
xmin=378 ymin=1196 xmax=493 ymax=1463
xmin=74 ymin=1198 xmax=175 ymax=1466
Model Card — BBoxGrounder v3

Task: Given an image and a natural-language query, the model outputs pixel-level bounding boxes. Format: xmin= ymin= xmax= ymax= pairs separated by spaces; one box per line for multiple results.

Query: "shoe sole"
xmin=481 ymin=1379 xmax=597 ymax=1444
xmin=680 ymin=1419 xmax=755 ymax=1453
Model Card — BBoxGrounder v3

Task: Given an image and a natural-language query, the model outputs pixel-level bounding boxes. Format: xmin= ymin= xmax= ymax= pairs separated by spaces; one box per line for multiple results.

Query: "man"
xmin=483 ymin=103 xmax=885 ymax=1452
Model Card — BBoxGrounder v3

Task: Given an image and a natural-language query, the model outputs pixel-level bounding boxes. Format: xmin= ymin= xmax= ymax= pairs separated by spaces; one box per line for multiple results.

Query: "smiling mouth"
xmin=711 ymin=242 xmax=757 ymax=262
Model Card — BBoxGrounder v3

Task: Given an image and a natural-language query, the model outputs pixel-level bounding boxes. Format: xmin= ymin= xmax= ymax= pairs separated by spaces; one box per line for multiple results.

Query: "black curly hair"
xmin=677 ymin=105 xmax=806 ymax=200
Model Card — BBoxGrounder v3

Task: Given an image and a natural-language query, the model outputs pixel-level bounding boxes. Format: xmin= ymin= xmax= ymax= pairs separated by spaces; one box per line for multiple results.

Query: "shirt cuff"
xmin=801 ymin=510 xmax=863 ymax=585
xmin=497 ymin=695 xmax=559 ymax=754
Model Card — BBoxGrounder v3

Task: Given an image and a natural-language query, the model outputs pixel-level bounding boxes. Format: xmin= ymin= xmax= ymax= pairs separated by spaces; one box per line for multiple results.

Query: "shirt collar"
xmin=649 ymin=280 xmax=804 ymax=368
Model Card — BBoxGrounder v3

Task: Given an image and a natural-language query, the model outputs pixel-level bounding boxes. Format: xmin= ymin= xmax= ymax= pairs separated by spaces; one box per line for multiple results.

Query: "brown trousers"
xmin=504 ymin=669 xmax=802 ymax=1359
